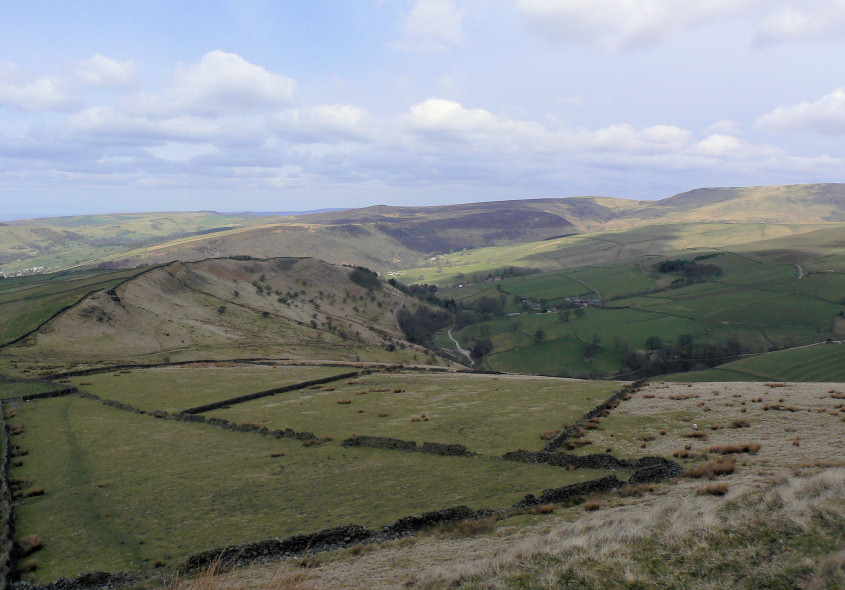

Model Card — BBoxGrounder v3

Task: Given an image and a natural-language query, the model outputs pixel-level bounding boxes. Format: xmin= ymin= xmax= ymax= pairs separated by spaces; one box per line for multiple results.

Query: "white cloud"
xmin=69 ymin=106 xmax=222 ymax=143
xmin=515 ymin=0 xmax=759 ymax=50
xmin=0 ymin=62 xmax=79 ymax=112
xmin=76 ymin=54 xmax=136 ymax=89
xmin=754 ymin=1 xmax=845 ymax=45
xmin=169 ymin=51 xmax=296 ymax=115
xmin=756 ymin=88 xmax=845 ymax=135
xmin=396 ymin=0 xmax=467 ymax=51
xmin=406 ymin=98 xmax=553 ymax=149
xmin=514 ymin=0 xmax=845 ymax=50
xmin=571 ymin=123 xmax=694 ymax=153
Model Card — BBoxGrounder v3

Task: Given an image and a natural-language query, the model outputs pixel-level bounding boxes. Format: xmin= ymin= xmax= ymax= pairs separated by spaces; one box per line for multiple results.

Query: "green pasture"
xmin=10 ymin=396 xmax=611 ymax=583
xmin=206 ymin=372 xmax=621 ymax=455
xmin=68 ymin=364 xmax=354 ymax=413
xmin=441 ymin=244 xmax=845 ymax=378
xmin=665 ymin=343 xmax=845 ymax=382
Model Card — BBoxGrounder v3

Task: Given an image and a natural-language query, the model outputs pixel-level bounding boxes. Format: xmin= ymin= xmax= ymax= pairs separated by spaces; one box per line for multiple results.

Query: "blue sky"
xmin=2 ymin=1 xmax=845 ymax=218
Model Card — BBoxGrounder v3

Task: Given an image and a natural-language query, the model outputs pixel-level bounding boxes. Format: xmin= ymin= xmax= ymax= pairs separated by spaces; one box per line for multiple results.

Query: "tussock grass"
xmin=397 ymin=468 xmax=845 ymax=590
xmin=686 ymin=457 xmax=736 ymax=479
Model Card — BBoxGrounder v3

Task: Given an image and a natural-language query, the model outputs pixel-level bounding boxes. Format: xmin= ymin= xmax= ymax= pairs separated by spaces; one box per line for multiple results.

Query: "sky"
xmin=2 ymin=0 xmax=845 ymax=219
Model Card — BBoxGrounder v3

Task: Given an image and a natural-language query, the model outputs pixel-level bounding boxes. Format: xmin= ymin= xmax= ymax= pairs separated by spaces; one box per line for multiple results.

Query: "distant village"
xmin=0 ymin=266 xmax=49 ymax=278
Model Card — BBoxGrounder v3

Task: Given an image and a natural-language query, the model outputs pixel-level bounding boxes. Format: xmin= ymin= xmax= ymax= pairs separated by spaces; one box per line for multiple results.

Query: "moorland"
xmin=0 ymin=183 xmax=842 ymax=589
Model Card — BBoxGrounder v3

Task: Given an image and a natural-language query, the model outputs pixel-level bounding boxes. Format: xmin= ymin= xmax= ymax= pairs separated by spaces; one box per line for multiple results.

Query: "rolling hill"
xmin=4 ymin=183 xmax=844 ymax=276
xmin=1 ymin=257 xmax=438 ymax=372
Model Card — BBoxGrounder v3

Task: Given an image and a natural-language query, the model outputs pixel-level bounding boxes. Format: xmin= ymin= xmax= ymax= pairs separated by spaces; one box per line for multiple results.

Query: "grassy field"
xmin=0 ymin=267 xmax=146 ymax=346
xmin=66 ymin=364 xmax=355 ymax=413
xmin=664 ymin=342 xmax=845 ymax=382
xmin=8 ymin=395 xmax=612 ymax=583
xmin=206 ymin=372 xmax=621 ymax=455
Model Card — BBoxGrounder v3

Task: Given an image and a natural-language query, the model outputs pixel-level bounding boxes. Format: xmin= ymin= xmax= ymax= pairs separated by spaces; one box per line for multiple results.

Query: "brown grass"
xmin=539 ymin=429 xmax=561 ymax=440
xmin=584 ymin=500 xmax=600 ymax=511
xmin=336 ymin=399 xmax=352 ymax=405
xmin=16 ymin=534 xmax=43 ymax=557
xmin=683 ymin=431 xmax=708 ymax=440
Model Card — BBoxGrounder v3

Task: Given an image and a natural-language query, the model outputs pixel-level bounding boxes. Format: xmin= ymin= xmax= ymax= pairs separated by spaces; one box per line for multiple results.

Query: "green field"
xmin=206 ymin=372 xmax=621 ymax=455
xmin=9 ymin=395 xmax=612 ymax=583
xmin=68 ymin=364 xmax=355 ymax=413
xmin=664 ymin=343 xmax=845 ymax=382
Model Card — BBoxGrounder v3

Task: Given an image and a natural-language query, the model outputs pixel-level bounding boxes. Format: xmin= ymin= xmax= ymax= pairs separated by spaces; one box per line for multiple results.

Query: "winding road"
xmin=448 ymin=328 xmax=474 ymax=366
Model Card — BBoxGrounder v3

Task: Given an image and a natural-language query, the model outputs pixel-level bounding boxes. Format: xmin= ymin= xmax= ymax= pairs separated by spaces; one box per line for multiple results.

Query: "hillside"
xmin=1 ymin=257 xmax=436 ymax=371
xmin=2 ymin=183 xmax=844 ymax=276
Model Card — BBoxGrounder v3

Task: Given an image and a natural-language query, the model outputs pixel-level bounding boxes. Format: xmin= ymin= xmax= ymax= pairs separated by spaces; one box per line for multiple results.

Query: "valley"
xmin=0 ymin=183 xmax=842 ymax=588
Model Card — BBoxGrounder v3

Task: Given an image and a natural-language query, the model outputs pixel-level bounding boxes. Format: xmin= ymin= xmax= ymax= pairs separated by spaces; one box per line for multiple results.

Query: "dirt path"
xmin=447 ymin=328 xmax=473 ymax=366
xmin=393 ymin=296 xmax=405 ymax=331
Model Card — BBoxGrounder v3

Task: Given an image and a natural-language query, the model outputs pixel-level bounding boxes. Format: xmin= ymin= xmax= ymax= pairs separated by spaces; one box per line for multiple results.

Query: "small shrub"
xmin=357 ymin=409 xmax=365 ymax=413
xmin=697 ymin=482 xmax=728 ymax=496
xmin=604 ymin=447 xmax=613 ymax=453
xmin=659 ymin=429 xmax=667 ymax=435
xmin=540 ymin=429 xmax=561 ymax=440
xmin=584 ymin=500 xmax=600 ymax=511
xmin=337 ymin=399 xmax=352 ymax=405
xmin=732 ymin=419 xmax=750 ymax=428
xmin=378 ymin=412 xmax=389 ymax=417
xmin=270 ymin=452 xmax=286 ymax=457
xmin=683 ymin=432 xmax=708 ymax=440
xmin=18 ymin=559 xmax=37 ymax=573
xmin=792 ymin=438 xmax=800 ymax=447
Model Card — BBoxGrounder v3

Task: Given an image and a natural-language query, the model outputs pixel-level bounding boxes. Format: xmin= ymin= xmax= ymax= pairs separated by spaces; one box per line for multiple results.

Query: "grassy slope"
xmin=400 ymin=222 xmax=837 ymax=285
xmin=664 ymin=342 xmax=845 ymax=382
xmin=10 ymin=395 xmax=611 ymax=583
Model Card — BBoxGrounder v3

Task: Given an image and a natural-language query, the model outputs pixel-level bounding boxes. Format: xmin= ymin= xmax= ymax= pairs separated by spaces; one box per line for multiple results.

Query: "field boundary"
xmin=544 ymin=379 xmax=647 ymax=452
xmin=341 ymin=435 xmax=475 ymax=457
xmin=180 ymin=371 xmax=364 ymax=414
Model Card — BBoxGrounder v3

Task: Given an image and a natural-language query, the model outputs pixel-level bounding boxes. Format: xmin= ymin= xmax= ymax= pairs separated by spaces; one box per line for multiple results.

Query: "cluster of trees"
xmin=655 ymin=259 xmax=722 ymax=284
xmin=396 ymin=306 xmax=453 ymax=347
xmin=350 ymin=266 xmax=381 ymax=290
xmin=624 ymin=334 xmax=744 ymax=378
